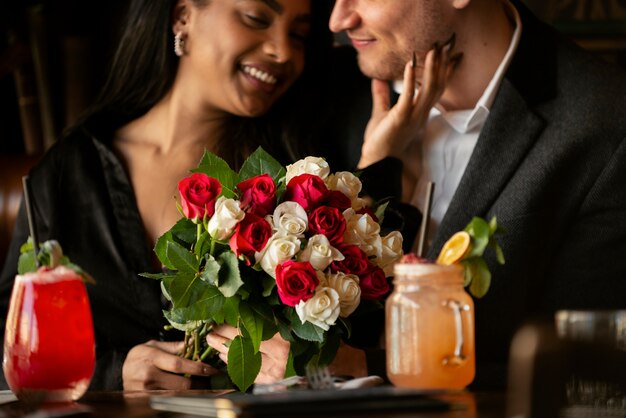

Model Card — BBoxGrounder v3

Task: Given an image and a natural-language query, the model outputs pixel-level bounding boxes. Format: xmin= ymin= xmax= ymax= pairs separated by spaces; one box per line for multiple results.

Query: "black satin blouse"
xmin=0 ymin=125 xmax=171 ymax=390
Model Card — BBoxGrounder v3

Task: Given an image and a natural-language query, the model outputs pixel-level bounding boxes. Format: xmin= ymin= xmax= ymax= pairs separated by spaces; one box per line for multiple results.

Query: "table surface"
xmin=0 ymin=389 xmax=506 ymax=418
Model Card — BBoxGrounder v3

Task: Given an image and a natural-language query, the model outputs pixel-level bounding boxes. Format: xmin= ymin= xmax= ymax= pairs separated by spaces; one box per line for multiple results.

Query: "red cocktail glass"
xmin=3 ymin=266 xmax=95 ymax=402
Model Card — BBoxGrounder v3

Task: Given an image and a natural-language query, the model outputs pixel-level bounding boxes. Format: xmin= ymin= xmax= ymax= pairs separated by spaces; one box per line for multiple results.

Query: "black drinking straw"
xmin=22 ymin=176 xmax=39 ymax=267
xmin=416 ymin=182 xmax=435 ymax=258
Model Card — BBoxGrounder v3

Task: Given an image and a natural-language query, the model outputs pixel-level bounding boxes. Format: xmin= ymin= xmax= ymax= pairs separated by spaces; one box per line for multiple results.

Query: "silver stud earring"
xmin=174 ymin=32 xmax=185 ymax=57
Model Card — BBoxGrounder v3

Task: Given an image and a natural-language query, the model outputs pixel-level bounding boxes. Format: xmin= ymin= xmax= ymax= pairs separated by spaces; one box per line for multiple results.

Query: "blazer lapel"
xmin=426 ymin=1 xmax=558 ymax=257
xmin=427 ymin=80 xmax=545 ymax=257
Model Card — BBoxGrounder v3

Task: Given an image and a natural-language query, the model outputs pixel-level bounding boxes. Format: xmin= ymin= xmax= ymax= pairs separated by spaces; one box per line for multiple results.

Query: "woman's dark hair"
xmin=73 ymin=0 xmax=334 ymax=169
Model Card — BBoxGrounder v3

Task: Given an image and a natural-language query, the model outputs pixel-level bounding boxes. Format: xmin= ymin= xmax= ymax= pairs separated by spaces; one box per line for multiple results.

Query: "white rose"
xmin=343 ymin=209 xmax=381 ymax=256
xmin=298 ymin=234 xmax=344 ymax=271
xmin=325 ymin=272 xmax=361 ymax=317
xmin=326 ymin=171 xmax=362 ymax=201
xmin=376 ymin=231 xmax=404 ymax=277
xmin=295 ymin=287 xmax=340 ymax=331
xmin=254 ymin=233 xmax=301 ymax=277
xmin=208 ymin=196 xmax=245 ymax=240
xmin=271 ymin=201 xmax=308 ymax=237
xmin=285 ymin=157 xmax=330 ymax=185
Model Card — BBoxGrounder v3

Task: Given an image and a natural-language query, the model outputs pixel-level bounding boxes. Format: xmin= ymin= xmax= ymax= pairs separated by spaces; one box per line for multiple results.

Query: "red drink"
xmin=3 ymin=266 xmax=95 ymax=402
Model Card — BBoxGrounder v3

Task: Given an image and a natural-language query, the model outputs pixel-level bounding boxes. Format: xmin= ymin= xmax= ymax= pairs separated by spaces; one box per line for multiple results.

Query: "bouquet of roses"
xmin=143 ymin=148 xmax=403 ymax=391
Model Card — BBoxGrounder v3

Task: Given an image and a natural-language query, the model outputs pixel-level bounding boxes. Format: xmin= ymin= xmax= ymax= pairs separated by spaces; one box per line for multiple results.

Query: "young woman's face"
xmin=177 ymin=0 xmax=312 ymax=117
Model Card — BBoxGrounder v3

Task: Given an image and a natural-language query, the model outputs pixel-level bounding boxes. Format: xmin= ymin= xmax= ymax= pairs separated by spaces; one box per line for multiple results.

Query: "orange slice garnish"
xmin=436 ymin=231 xmax=471 ymax=265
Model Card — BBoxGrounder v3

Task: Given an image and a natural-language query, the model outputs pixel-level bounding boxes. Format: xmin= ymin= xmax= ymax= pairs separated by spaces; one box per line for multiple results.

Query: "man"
xmin=328 ymin=0 xmax=626 ymax=388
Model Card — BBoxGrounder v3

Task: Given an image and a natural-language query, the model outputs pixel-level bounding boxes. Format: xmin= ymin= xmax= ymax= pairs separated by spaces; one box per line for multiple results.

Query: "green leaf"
xmin=466 ymin=258 xmax=492 ymax=298
xmin=464 ymin=217 xmax=490 ymax=258
xmin=261 ymin=275 xmax=276 ymax=297
xmin=221 ymin=296 xmax=242 ymax=327
xmin=171 ymin=286 xmax=226 ymax=321
xmin=166 ymin=241 xmax=199 ymax=274
xmin=238 ymin=147 xmax=286 ymax=185
xmin=240 ymin=303 xmax=263 ymax=353
xmin=194 ymin=150 xmax=239 ymax=198
xmin=286 ymin=309 xmax=325 ymax=343
xmin=217 ymin=252 xmax=243 ymax=297
xmin=374 ymin=201 xmax=389 ymax=224
xmin=284 ymin=351 xmax=297 ymax=378
xmin=227 ymin=335 xmax=262 ymax=392
xmin=488 ymin=216 xmax=498 ymax=234
xmin=200 ymin=255 xmax=221 ymax=286
xmin=139 ymin=272 xmax=173 ymax=280
xmin=155 ymin=218 xmax=197 ymax=269
xmin=318 ymin=329 xmax=341 ymax=366
xmin=194 ymin=231 xmax=211 ymax=258
xmin=494 ymin=242 xmax=506 ymax=265
xmin=17 ymin=250 xmax=37 ymax=274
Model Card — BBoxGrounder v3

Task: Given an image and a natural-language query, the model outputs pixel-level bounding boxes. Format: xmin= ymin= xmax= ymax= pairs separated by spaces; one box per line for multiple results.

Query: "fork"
xmin=305 ymin=365 xmax=336 ymax=390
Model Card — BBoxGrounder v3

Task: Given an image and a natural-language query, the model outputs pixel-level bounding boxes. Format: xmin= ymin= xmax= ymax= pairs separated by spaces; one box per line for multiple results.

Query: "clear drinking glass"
xmin=386 ymin=262 xmax=475 ymax=389
xmin=3 ymin=266 xmax=95 ymax=402
xmin=555 ymin=310 xmax=626 ymax=414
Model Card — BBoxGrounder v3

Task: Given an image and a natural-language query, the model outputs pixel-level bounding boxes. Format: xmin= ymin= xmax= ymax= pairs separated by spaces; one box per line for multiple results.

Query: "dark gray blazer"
xmin=323 ymin=2 xmax=626 ymax=388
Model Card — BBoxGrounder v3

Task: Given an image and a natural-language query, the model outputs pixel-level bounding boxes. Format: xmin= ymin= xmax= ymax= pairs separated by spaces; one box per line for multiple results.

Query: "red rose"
xmin=237 ymin=174 xmax=277 ymax=216
xmin=359 ymin=266 xmax=390 ymax=300
xmin=330 ymin=244 xmax=371 ymax=276
xmin=325 ymin=190 xmax=352 ymax=211
xmin=178 ymin=173 xmax=222 ymax=221
xmin=229 ymin=213 xmax=272 ymax=259
xmin=275 ymin=261 xmax=319 ymax=307
xmin=283 ymin=174 xmax=328 ymax=212
xmin=308 ymin=206 xmax=346 ymax=244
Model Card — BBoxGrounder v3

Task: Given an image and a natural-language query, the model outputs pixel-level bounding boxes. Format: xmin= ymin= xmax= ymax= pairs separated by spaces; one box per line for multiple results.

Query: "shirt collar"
xmin=393 ymin=0 xmax=522 ymax=134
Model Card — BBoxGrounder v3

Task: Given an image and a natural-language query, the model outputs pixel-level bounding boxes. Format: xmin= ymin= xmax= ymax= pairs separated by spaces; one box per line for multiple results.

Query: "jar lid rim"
xmin=393 ymin=262 xmax=463 ymax=276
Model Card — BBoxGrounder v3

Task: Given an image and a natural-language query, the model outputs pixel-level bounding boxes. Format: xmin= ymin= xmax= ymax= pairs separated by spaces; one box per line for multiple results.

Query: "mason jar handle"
xmin=442 ymin=299 xmax=471 ymax=367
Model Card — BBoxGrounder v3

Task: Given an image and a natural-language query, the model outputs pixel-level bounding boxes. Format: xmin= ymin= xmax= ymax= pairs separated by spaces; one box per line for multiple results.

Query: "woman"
xmin=0 ymin=0 xmax=333 ymax=391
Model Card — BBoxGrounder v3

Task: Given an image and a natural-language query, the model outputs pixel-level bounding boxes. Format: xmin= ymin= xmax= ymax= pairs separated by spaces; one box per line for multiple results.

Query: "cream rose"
xmin=255 ymin=233 xmax=301 ymax=277
xmin=270 ymin=201 xmax=308 ymax=238
xmin=295 ymin=287 xmax=340 ymax=331
xmin=207 ymin=196 xmax=245 ymax=240
xmin=298 ymin=234 xmax=344 ymax=271
xmin=326 ymin=171 xmax=362 ymax=201
xmin=375 ymin=231 xmax=404 ymax=277
xmin=343 ymin=209 xmax=381 ymax=256
xmin=285 ymin=157 xmax=330 ymax=185
xmin=325 ymin=272 xmax=361 ymax=317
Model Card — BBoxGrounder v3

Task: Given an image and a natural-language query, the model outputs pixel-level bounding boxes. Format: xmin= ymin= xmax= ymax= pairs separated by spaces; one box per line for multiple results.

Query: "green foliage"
xmin=194 ymin=151 xmax=239 ymax=198
xmin=227 ymin=335 xmax=262 ymax=393
xmin=17 ymin=238 xmax=95 ymax=284
xmin=142 ymin=147 xmax=379 ymax=391
xmin=460 ymin=216 xmax=505 ymax=298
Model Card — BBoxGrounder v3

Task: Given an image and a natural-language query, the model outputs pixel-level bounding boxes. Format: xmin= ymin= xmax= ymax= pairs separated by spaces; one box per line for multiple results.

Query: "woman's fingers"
xmin=122 ymin=340 xmax=216 ymax=391
xmin=370 ymin=78 xmax=391 ymax=118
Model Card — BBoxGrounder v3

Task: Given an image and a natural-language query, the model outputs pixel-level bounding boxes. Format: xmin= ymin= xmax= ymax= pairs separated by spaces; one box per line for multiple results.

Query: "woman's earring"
xmin=174 ymin=32 xmax=185 ymax=57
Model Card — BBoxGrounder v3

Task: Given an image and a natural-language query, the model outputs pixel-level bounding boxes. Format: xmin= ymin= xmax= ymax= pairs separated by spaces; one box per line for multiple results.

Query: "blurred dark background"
xmin=0 ymin=0 xmax=625 ymax=262
xmin=0 ymin=0 xmax=625 ymax=156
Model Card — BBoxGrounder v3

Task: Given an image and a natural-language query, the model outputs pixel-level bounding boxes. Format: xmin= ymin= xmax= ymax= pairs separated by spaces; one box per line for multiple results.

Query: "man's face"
xmin=330 ymin=0 xmax=452 ymax=81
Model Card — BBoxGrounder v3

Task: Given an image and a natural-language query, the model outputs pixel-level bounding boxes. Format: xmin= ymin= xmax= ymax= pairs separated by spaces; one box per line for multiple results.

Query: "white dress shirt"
xmin=395 ymin=1 xmax=522 ymax=251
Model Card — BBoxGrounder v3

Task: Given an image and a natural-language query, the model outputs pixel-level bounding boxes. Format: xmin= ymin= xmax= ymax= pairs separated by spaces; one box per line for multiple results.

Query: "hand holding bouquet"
xmin=143 ymin=148 xmax=403 ymax=391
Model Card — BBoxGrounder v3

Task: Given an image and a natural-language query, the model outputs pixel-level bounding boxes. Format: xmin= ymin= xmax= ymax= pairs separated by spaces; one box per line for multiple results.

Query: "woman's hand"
xmin=206 ymin=325 xmax=291 ymax=384
xmin=122 ymin=340 xmax=218 ymax=390
xmin=358 ymin=36 xmax=462 ymax=169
